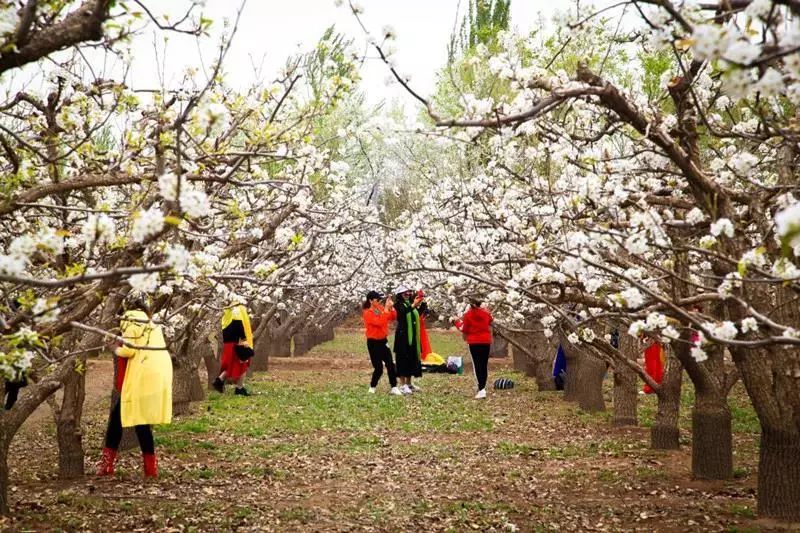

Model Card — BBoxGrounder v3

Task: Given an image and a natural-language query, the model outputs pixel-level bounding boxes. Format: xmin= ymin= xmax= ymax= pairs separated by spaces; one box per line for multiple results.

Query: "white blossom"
xmin=691 ymin=346 xmax=708 ymax=362
xmin=179 ymin=188 xmax=211 ymax=218
xmin=685 ymin=208 xmax=706 ymax=225
xmin=158 ymin=172 xmax=180 ymax=201
xmin=741 ymin=317 xmax=758 ymax=334
xmin=131 ymin=206 xmax=165 ymax=242
xmin=128 ymin=272 xmax=160 ymax=293
xmin=662 ymin=325 xmax=680 ymax=340
xmin=0 ymin=5 xmax=19 ymax=36
xmin=710 ymin=218 xmax=734 ymax=238
xmin=712 ymin=321 xmax=738 ymax=341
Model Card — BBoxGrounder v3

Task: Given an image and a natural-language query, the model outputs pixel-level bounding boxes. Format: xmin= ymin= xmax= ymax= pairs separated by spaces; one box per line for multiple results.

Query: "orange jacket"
xmin=363 ymin=305 xmax=397 ymax=340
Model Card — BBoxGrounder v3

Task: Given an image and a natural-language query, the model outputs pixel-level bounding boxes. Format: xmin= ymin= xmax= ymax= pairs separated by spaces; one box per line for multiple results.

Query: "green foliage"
xmin=455 ymin=0 xmax=512 ymax=57
xmin=639 ymin=49 xmax=673 ymax=104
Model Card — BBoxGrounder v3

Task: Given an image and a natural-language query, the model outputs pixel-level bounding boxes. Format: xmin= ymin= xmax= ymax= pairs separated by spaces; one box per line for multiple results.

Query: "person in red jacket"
xmin=362 ymin=290 xmax=402 ymax=396
xmin=455 ymin=297 xmax=493 ymax=399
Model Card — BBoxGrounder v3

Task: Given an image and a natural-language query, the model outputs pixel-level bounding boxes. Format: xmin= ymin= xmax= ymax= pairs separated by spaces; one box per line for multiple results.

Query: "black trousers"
xmin=3 ymin=378 xmax=27 ymax=410
xmin=367 ymin=339 xmax=397 ymax=388
xmin=104 ymin=399 xmax=155 ymax=454
xmin=469 ymin=344 xmax=490 ymax=391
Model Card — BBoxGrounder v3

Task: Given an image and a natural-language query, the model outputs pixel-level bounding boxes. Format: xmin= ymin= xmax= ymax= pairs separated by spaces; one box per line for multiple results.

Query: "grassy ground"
xmin=3 ymin=329 xmax=762 ymax=532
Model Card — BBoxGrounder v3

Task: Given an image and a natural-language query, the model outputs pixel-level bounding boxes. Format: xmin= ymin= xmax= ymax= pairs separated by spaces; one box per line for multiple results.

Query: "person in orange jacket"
xmin=455 ymin=297 xmax=493 ymax=399
xmin=362 ymin=290 xmax=402 ymax=396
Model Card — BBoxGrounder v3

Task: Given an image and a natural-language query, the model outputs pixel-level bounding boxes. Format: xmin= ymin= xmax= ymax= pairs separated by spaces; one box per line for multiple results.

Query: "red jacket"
xmin=363 ymin=305 xmax=397 ymax=340
xmin=457 ymin=306 xmax=493 ymax=345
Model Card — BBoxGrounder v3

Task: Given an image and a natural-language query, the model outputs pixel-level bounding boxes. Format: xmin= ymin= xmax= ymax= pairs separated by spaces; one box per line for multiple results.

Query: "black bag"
xmin=234 ymin=344 xmax=254 ymax=362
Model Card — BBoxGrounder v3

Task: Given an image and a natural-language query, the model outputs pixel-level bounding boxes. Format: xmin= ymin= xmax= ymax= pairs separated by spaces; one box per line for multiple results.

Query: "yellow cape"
xmin=221 ymin=304 xmax=253 ymax=347
xmin=116 ymin=310 xmax=173 ymax=427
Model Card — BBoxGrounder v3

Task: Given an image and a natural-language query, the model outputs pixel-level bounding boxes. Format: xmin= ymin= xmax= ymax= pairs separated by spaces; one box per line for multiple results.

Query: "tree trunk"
xmin=204 ymin=333 xmax=220 ymax=388
xmin=55 ymin=366 xmax=86 ymax=479
xmin=172 ymin=362 xmax=194 ymax=416
xmin=691 ymin=399 xmax=733 ymax=479
xmin=251 ymin=333 xmax=270 ymax=371
xmin=293 ymin=332 xmax=310 ymax=356
xmin=173 ymin=323 xmax=209 ymax=415
xmin=757 ymin=428 xmax=800 ymax=521
xmin=560 ymin=335 xmax=605 ymax=410
xmin=562 ymin=345 xmax=580 ymax=402
xmin=511 ymin=344 xmax=528 ymax=372
xmin=489 ymin=337 xmax=508 ymax=358
xmin=575 ymin=353 xmax=606 ymax=412
xmin=269 ymin=335 xmax=292 ymax=358
xmin=0 ymin=435 xmax=9 ymax=515
xmin=613 ymin=333 xmax=638 ymax=427
xmin=651 ymin=352 xmax=683 ymax=450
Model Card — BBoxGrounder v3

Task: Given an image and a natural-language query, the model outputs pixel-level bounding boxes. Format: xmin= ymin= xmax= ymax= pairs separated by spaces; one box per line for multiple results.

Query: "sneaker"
xmin=234 ymin=387 xmax=250 ymax=396
xmin=389 ymin=387 xmax=402 ymax=396
xmin=400 ymin=385 xmax=413 ymax=395
xmin=475 ymin=389 xmax=487 ymax=399
xmin=410 ymin=383 xmax=422 ymax=392
xmin=368 ymin=387 xmax=376 ymax=394
xmin=212 ymin=377 xmax=224 ymax=393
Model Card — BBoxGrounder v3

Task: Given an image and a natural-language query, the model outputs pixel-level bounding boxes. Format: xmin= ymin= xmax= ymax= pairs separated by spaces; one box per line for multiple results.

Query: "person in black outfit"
xmin=393 ymin=285 xmax=423 ymax=395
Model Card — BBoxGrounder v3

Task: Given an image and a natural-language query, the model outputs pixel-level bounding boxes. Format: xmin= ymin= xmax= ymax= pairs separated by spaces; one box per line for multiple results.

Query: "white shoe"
xmin=389 ymin=387 xmax=402 ymax=396
xmin=410 ymin=383 xmax=421 ymax=392
xmin=368 ymin=387 xmax=376 ymax=394
xmin=475 ymin=389 xmax=487 ymax=399
xmin=401 ymin=385 xmax=413 ymax=395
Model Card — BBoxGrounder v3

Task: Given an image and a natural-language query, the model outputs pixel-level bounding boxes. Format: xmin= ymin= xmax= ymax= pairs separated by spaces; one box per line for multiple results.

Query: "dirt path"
xmin=3 ymin=343 xmax=763 ymax=532
xmin=22 ymin=359 xmax=114 ymax=428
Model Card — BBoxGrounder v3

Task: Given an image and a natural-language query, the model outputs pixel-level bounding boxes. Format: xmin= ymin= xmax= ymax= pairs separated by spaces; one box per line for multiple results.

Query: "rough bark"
xmin=691 ymin=400 xmax=733 ymax=480
xmin=293 ymin=331 xmax=311 ymax=356
xmin=560 ymin=328 xmax=606 ymax=411
xmin=651 ymin=351 xmax=683 ymax=450
xmin=251 ymin=336 xmax=268 ymax=371
xmin=489 ymin=337 xmax=508 ymax=358
xmin=732 ymin=344 xmax=800 ymax=521
xmin=0 ymin=1 xmax=113 ymax=76
xmin=576 ymin=353 xmax=607 ymax=412
xmin=757 ymin=428 xmax=800 ymax=521
xmin=0 ymin=434 xmax=9 ymax=515
xmin=511 ymin=343 xmax=528 ymax=372
xmin=204 ymin=329 xmax=220 ymax=388
xmin=613 ymin=332 xmax=638 ymax=427
xmin=54 ymin=364 xmax=86 ymax=479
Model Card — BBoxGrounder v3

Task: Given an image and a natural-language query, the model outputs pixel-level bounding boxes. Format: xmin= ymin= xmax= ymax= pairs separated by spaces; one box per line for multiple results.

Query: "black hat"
xmin=366 ymin=290 xmax=383 ymax=301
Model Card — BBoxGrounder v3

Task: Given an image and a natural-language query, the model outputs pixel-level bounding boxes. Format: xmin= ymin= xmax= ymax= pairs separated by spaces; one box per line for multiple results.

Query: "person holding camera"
xmin=393 ymin=284 xmax=423 ymax=395
xmin=212 ymin=303 xmax=254 ymax=396
xmin=362 ymin=290 xmax=402 ymax=395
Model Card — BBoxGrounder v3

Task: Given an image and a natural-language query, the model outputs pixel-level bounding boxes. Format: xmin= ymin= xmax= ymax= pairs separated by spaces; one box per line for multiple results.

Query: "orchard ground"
xmin=3 ymin=329 xmax=763 ymax=532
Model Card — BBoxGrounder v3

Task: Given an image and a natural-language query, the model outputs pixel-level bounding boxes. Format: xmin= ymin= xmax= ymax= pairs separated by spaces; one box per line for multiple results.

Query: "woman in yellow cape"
xmin=212 ymin=304 xmax=254 ymax=396
xmin=96 ymin=295 xmax=172 ymax=479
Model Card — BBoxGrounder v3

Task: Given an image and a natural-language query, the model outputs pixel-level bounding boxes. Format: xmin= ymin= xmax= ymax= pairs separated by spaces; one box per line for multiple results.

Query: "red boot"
xmin=143 ymin=453 xmax=158 ymax=478
xmin=96 ymin=447 xmax=117 ymax=476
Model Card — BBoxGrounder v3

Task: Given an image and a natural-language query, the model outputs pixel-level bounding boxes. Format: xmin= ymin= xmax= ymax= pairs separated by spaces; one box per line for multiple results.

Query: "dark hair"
xmin=362 ymin=299 xmax=371 ymax=310
xmin=123 ymin=293 xmax=151 ymax=316
xmin=469 ymin=298 xmax=483 ymax=308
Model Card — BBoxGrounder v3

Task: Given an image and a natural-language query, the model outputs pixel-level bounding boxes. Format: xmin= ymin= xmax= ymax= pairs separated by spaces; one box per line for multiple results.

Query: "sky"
xmin=126 ymin=0 xmax=590 ymax=108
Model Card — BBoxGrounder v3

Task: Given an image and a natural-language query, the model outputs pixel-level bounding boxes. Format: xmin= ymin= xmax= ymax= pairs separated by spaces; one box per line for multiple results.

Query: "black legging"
xmin=104 ymin=399 xmax=155 ymax=454
xmin=367 ymin=339 xmax=397 ymax=388
xmin=3 ymin=378 xmax=27 ymax=410
xmin=469 ymin=343 xmax=490 ymax=391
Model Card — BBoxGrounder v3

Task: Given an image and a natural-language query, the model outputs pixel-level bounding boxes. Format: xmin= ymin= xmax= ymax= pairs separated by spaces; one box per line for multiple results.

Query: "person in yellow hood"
xmin=96 ymin=294 xmax=173 ymax=479
xmin=212 ymin=303 xmax=254 ymax=396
